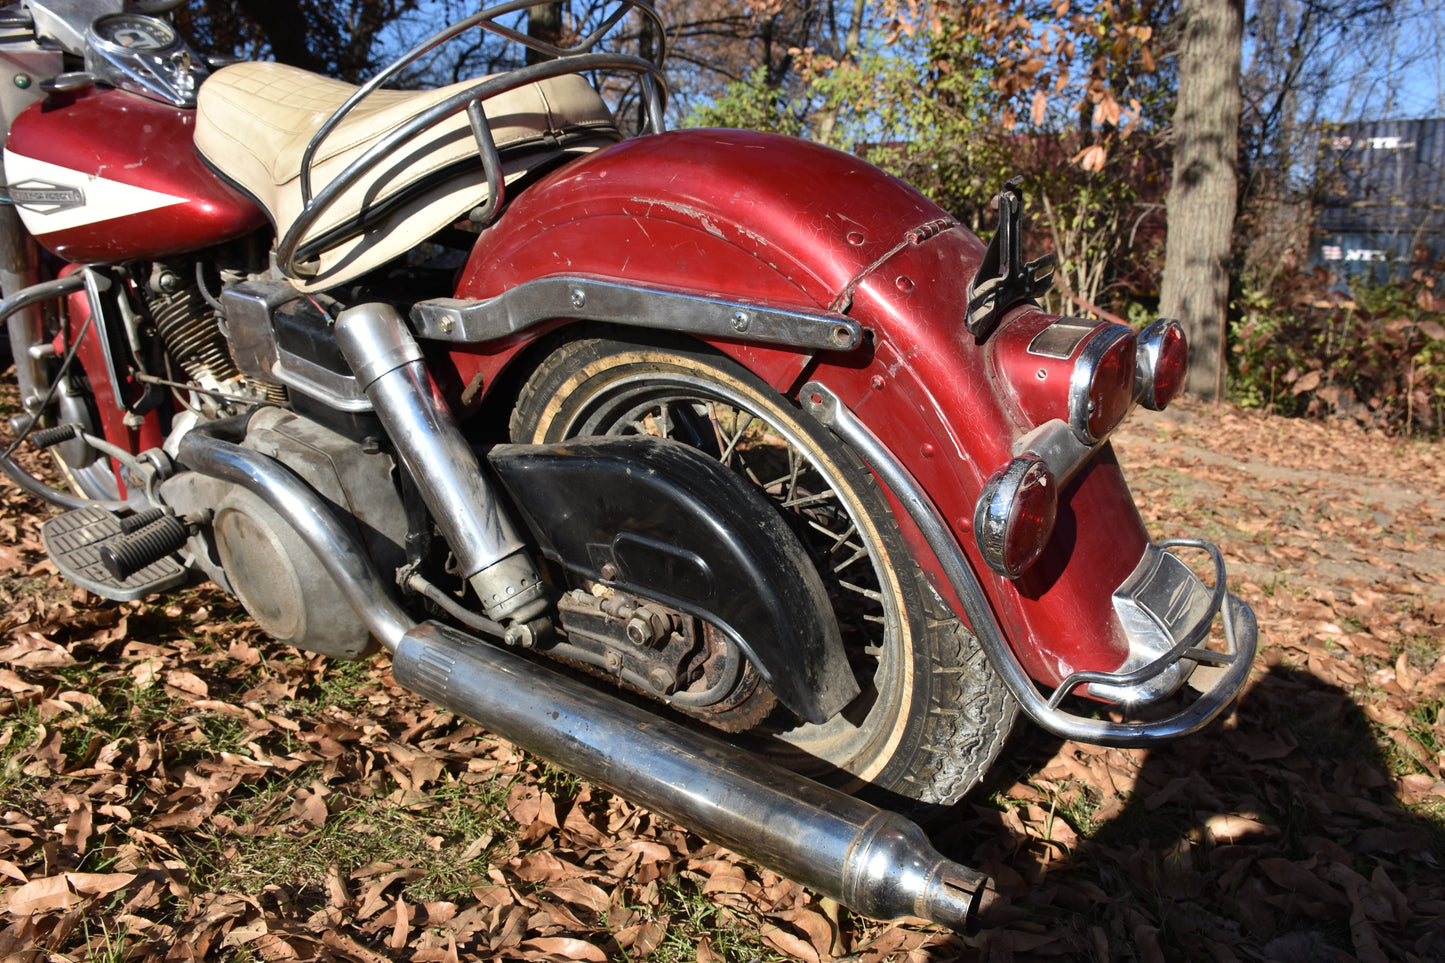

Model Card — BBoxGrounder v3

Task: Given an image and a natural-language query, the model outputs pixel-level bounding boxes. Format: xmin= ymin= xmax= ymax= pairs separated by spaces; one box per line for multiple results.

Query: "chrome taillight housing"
xmin=974 ymin=453 xmax=1058 ymax=578
xmin=994 ymin=315 xmax=1139 ymax=449
xmin=1134 ymin=318 xmax=1188 ymax=410
xmin=1068 ymin=324 xmax=1136 ymax=444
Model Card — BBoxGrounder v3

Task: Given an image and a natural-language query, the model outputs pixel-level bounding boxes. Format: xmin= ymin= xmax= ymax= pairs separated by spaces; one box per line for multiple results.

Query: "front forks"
xmin=800 ymin=381 xmax=1258 ymax=747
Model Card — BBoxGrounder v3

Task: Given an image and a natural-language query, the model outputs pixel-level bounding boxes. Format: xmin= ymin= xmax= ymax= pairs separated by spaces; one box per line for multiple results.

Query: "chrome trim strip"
xmin=800 ymin=380 xmax=1258 ymax=747
xmin=411 ymin=277 xmax=862 ymax=352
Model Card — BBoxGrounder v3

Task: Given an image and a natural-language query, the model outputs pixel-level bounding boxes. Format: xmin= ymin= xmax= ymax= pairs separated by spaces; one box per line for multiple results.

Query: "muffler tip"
xmin=927 ymin=862 xmax=989 ymax=936
xmin=844 ymin=811 xmax=989 ymax=932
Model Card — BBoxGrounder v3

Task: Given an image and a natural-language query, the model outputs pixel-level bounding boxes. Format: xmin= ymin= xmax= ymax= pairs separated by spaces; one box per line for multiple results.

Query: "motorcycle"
xmin=0 ymin=0 xmax=1256 ymax=931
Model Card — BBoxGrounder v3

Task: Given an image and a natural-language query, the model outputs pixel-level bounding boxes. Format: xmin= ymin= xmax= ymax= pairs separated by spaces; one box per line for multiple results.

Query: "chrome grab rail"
xmin=279 ymin=0 xmax=667 ymax=278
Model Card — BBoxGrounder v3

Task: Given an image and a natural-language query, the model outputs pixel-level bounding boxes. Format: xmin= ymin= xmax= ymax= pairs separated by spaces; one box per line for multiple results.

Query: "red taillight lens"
xmin=974 ymin=454 xmax=1058 ymax=578
xmin=1135 ymin=319 xmax=1188 ymax=410
xmin=1068 ymin=324 xmax=1136 ymax=444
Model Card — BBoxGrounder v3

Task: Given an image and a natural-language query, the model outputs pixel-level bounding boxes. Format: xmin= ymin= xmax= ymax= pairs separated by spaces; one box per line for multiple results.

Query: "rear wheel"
xmin=510 ymin=334 xmax=1016 ymax=804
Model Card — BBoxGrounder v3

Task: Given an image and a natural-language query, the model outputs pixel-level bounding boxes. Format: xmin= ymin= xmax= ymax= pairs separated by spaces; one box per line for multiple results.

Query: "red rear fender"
xmin=450 ymin=128 xmax=1147 ymax=686
xmin=458 ymin=129 xmax=944 ymax=308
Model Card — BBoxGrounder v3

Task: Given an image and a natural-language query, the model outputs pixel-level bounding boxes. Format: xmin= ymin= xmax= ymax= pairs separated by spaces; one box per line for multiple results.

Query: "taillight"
xmin=1135 ymin=318 xmax=1187 ymax=410
xmin=974 ymin=454 xmax=1057 ymax=578
xmin=1068 ymin=324 xmax=1136 ymax=444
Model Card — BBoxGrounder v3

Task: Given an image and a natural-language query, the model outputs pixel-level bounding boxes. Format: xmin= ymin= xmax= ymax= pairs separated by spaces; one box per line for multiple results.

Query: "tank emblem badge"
xmin=9 ymin=179 xmax=85 ymax=214
xmin=1 ymin=152 xmax=187 ymax=233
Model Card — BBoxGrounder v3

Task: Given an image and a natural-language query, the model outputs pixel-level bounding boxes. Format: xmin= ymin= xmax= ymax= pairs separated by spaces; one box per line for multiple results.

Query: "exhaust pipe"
xmin=394 ymin=620 xmax=989 ymax=931
xmin=174 ymin=349 xmax=990 ymax=929
xmin=334 ymin=303 xmax=547 ymax=625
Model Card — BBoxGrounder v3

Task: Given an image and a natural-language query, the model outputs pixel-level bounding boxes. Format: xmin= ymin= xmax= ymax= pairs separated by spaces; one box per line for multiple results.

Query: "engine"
xmin=159 ymin=407 xmax=408 ymax=659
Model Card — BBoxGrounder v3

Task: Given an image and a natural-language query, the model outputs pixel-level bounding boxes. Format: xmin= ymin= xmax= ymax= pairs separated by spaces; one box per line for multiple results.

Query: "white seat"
xmin=195 ymin=61 xmax=618 ymax=290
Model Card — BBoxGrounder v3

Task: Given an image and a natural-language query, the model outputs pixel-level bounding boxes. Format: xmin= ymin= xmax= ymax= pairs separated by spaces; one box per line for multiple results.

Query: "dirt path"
xmin=1114 ymin=401 xmax=1445 ymax=602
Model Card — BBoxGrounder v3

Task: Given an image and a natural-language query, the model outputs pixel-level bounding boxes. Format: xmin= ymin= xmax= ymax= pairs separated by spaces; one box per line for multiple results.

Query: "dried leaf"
xmin=1203 ymin=814 xmax=1280 ymax=844
xmin=65 ymin=872 xmax=137 ymax=898
xmin=761 ymin=926 xmax=822 ymax=963
xmin=5 ymin=875 xmax=74 ymax=915
xmin=520 ymin=937 xmax=607 ymax=961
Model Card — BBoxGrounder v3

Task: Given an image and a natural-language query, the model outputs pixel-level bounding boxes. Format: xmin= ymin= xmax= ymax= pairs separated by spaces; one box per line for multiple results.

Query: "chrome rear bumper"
xmin=802 ymin=382 xmax=1257 ymax=747
xmin=1062 ymin=538 xmax=1243 ymax=707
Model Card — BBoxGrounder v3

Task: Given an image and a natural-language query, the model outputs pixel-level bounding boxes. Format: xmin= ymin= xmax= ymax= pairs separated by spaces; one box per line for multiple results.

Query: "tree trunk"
xmin=235 ymin=0 xmax=323 ymax=73
xmin=813 ymin=0 xmax=867 ymax=146
xmin=527 ymin=3 xmax=564 ymax=65
xmin=1159 ymin=0 xmax=1243 ymax=401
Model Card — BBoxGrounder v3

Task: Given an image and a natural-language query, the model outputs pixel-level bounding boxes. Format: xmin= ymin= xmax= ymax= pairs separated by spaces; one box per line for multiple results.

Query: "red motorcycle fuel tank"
xmin=3 ymin=86 xmax=266 ymax=263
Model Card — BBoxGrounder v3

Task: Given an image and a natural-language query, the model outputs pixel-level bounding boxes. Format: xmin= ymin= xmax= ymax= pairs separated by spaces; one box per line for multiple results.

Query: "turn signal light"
xmin=1135 ymin=319 xmax=1187 ymax=410
xmin=1069 ymin=324 xmax=1136 ymax=444
xmin=974 ymin=454 xmax=1058 ymax=578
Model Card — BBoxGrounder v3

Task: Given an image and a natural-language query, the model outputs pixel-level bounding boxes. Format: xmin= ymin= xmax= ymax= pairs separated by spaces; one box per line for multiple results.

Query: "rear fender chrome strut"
xmin=799 ymin=381 xmax=1257 ymax=747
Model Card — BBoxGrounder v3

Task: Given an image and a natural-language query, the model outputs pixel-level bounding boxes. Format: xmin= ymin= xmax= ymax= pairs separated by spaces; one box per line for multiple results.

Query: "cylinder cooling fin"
xmin=146 ymin=261 xmax=288 ymax=404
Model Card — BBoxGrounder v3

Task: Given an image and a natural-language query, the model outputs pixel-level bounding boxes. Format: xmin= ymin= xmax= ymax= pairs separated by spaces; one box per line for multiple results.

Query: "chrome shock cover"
xmin=334 ymin=302 xmax=547 ymax=624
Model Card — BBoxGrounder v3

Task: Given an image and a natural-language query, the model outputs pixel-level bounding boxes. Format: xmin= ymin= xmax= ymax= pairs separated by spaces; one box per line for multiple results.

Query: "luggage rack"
xmin=277 ymin=0 xmax=667 ymax=279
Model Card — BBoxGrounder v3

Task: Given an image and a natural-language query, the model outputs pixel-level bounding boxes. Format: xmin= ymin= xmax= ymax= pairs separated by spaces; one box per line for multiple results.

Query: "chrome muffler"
xmin=394 ymin=620 xmax=989 ymax=931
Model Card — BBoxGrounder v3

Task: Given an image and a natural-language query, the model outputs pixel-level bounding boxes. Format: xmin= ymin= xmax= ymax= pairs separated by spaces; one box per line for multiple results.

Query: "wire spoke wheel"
xmin=510 ymin=334 xmax=1017 ymax=803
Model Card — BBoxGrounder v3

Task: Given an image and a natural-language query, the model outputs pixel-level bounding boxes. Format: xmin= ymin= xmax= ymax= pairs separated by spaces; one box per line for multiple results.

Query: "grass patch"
xmin=645 ymin=875 xmax=786 ymax=962
xmin=301 ymin=657 xmax=379 ymax=713
xmin=192 ymin=770 xmax=514 ymax=906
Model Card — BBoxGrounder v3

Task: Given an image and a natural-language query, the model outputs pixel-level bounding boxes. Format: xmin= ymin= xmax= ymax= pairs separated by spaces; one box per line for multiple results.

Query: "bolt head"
xmin=730 ymin=311 xmax=751 ymax=333
xmin=626 ymin=616 xmax=654 ymax=646
xmin=504 ymin=622 xmax=535 ymax=649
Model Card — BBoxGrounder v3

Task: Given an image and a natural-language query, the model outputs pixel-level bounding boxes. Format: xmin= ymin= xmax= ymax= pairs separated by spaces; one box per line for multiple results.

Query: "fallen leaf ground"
xmin=1 ymin=398 xmax=1442 ymax=962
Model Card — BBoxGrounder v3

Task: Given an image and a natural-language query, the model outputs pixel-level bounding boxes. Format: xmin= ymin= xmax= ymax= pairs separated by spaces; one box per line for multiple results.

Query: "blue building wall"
xmin=1314 ymin=118 xmax=1445 ymax=285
